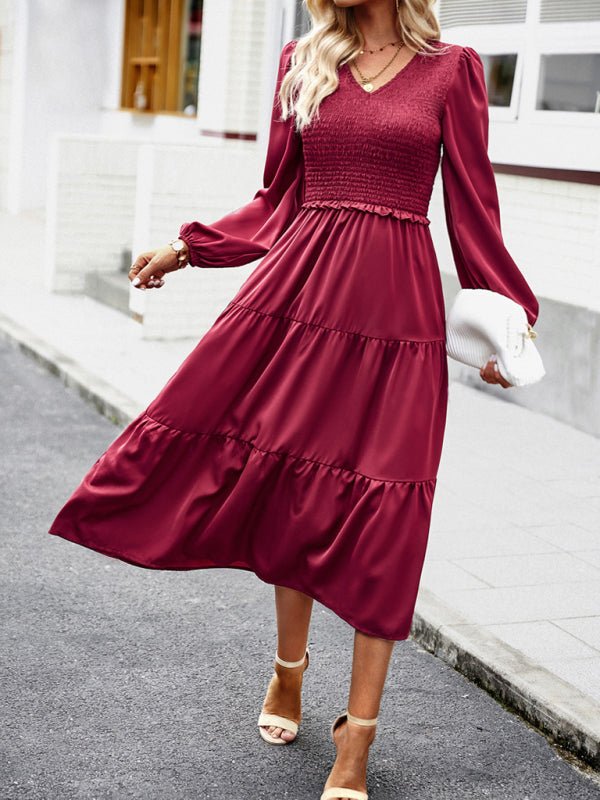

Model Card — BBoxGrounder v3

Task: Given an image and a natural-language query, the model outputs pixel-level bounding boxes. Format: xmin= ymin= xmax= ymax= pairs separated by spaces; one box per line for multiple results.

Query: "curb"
xmin=1 ymin=310 xmax=599 ymax=772
xmin=412 ymin=590 xmax=600 ymax=771
xmin=0 ymin=311 xmax=140 ymax=427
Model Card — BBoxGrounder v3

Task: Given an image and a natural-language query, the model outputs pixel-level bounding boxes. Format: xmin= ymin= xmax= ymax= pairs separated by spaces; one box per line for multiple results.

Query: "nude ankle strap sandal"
xmin=257 ymin=647 xmax=309 ymax=745
xmin=320 ymin=711 xmax=378 ymax=800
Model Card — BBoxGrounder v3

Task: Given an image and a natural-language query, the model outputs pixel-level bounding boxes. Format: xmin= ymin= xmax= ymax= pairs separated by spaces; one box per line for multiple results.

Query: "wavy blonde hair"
xmin=279 ymin=0 xmax=449 ymax=132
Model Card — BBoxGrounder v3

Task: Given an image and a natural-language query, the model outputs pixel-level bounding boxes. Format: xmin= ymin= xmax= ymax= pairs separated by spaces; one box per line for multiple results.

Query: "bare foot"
xmin=321 ymin=716 xmax=377 ymax=799
xmin=259 ymin=653 xmax=308 ymax=743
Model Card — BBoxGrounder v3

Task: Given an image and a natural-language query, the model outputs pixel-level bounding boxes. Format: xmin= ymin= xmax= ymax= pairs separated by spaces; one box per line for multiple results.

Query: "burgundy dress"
xmin=48 ymin=40 xmax=539 ymax=641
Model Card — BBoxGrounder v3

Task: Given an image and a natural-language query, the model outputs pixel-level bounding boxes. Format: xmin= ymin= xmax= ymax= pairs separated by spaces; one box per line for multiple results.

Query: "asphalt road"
xmin=1 ymin=337 xmax=599 ymax=800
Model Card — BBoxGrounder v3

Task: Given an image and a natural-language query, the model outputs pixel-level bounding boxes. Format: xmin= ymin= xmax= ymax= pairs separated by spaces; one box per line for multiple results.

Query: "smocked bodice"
xmin=300 ymin=42 xmax=462 ymax=225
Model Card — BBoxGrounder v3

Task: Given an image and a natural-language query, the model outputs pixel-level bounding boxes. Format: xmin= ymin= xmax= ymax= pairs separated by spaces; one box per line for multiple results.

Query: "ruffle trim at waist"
xmin=300 ymin=199 xmax=430 ymax=226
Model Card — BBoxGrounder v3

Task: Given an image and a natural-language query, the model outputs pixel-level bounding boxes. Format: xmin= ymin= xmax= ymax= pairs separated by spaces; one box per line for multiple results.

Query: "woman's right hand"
xmin=128 ymin=243 xmax=189 ymax=290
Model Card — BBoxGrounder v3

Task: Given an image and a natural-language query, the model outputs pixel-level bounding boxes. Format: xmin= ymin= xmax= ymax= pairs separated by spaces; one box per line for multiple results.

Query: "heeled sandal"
xmin=257 ymin=647 xmax=309 ymax=745
xmin=320 ymin=711 xmax=378 ymax=800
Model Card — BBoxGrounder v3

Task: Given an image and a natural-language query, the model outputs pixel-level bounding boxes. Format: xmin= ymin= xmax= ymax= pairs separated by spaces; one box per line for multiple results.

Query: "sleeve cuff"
xmin=177 ymin=227 xmax=200 ymax=268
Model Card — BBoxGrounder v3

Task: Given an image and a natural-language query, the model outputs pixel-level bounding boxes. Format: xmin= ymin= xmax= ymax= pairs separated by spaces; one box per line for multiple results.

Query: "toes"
xmin=262 ymin=724 xmax=296 ymax=742
xmin=261 ymin=725 xmax=279 ymax=740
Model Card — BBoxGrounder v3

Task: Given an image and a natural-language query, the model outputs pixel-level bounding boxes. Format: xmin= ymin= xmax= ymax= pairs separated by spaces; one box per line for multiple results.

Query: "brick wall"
xmin=430 ymin=170 xmax=600 ymax=313
xmin=46 ymin=136 xmax=139 ymax=292
xmin=130 ymin=141 xmax=264 ymax=340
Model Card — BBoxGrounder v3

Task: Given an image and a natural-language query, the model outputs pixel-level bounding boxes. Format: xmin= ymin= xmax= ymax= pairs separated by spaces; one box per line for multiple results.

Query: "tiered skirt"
xmin=49 ymin=202 xmax=450 ymax=640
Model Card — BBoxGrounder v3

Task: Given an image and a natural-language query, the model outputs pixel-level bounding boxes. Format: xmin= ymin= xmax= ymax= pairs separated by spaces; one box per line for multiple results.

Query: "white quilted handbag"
xmin=445 ymin=288 xmax=545 ymax=388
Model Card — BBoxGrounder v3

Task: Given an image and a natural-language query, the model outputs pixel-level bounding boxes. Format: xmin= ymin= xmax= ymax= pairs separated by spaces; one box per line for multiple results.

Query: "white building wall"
xmin=429 ymin=174 xmax=600 ymax=314
xmin=28 ymin=2 xmax=600 ymax=317
xmin=434 ymin=2 xmax=600 ymax=311
xmin=492 ymin=176 xmax=599 ymax=314
xmin=46 ymin=135 xmax=140 ymax=292
xmin=45 ymin=0 xmax=298 ymax=340
xmin=0 ymin=0 xmax=26 ymax=212
xmin=0 ymin=0 xmax=16 ymax=208
xmin=6 ymin=0 xmax=110 ymax=212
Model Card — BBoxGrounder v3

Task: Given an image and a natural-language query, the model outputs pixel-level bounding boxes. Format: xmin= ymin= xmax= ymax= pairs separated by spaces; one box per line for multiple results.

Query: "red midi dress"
xmin=48 ymin=39 xmax=539 ymax=641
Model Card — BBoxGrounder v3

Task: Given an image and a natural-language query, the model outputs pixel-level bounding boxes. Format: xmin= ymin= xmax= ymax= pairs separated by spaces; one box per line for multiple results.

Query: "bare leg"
xmin=322 ymin=629 xmax=396 ymax=798
xmin=259 ymin=585 xmax=314 ymax=742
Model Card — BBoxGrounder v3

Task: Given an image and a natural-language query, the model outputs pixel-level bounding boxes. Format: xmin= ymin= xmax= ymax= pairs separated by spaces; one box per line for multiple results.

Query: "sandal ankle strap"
xmin=346 ymin=710 xmax=378 ymax=726
xmin=274 ymin=647 xmax=309 ymax=669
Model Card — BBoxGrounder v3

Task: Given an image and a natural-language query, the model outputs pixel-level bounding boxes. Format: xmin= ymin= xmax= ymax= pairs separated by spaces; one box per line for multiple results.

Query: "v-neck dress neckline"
xmin=342 ymin=50 xmax=421 ymax=96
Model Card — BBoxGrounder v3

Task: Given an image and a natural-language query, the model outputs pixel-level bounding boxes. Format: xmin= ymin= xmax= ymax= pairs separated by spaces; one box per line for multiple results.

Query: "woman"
xmin=48 ymin=1 xmax=540 ymax=798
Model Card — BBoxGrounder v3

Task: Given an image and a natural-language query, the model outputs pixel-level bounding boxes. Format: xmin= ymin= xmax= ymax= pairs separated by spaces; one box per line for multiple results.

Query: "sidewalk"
xmin=3 ymin=209 xmax=600 ymax=769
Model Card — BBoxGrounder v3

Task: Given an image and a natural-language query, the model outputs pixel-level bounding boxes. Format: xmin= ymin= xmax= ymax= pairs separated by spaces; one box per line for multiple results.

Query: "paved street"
xmin=1 ymin=339 xmax=599 ymax=799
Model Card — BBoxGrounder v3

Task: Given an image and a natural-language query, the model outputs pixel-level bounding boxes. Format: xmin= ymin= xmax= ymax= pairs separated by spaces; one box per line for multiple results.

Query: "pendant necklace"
xmin=352 ymin=41 xmax=405 ymax=93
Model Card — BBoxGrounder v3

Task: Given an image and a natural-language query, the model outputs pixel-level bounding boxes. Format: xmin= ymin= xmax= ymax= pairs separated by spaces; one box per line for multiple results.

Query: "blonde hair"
xmin=279 ymin=0 xmax=449 ymax=132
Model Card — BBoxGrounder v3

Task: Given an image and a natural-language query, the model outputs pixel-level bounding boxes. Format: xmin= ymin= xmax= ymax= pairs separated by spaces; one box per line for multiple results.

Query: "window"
xmin=438 ymin=0 xmax=527 ymax=28
xmin=536 ymin=53 xmax=600 ymax=113
xmin=480 ymin=54 xmax=518 ymax=107
xmin=540 ymin=0 xmax=600 ymax=24
xmin=121 ymin=0 xmax=204 ymax=115
xmin=181 ymin=0 xmax=203 ymax=114
xmin=294 ymin=0 xmax=311 ymax=37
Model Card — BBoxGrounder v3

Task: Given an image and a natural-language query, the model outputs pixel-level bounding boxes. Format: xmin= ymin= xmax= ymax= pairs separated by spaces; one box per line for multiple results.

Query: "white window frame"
xmin=437 ymin=0 xmax=600 ymax=169
xmin=480 ymin=49 xmax=524 ymax=122
xmin=523 ymin=26 xmax=600 ymax=127
xmin=436 ymin=22 xmax=527 ymax=122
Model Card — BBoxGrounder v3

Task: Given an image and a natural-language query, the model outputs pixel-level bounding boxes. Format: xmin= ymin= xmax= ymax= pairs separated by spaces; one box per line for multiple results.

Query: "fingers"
xmin=129 ymin=246 xmax=181 ymax=289
xmin=136 ymin=268 xmax=165 ymax=289
xmin=129 ymin=255 xmax=166 ymax=290
xmin=128 ymin=252 xmax=153 ymax=283
xmin=479 ymin=356 xmax=513 ymax=388
xmin=139 ymin=274 xmax=165 ymax=289
xmin=131 ymin=260 xmax=163 ymax=289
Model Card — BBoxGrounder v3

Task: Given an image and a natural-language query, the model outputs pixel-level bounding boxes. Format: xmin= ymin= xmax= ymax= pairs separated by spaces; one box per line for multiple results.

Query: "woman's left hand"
xmin=480 ymin=354 xmax=513 ymax=388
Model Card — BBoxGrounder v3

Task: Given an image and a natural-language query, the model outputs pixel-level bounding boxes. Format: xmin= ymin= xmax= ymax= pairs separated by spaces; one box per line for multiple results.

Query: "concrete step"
xmin=84 ymin=271 xmax=130 ymax=316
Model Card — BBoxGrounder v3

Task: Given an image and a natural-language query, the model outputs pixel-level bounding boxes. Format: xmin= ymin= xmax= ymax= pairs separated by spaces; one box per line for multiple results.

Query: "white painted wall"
xmin=0 ymin=0 xmax=17 ymax=208
xmin=429 ymin=173 xmax=600 ymax=314
xmin=46 ymin=135 xmax=140 ymax=292
xmin=2 ymin=0 xmax=27 ymax=212
xmin=43 ymin=0 xmax=299 ymax=340
xmin=9 ymin=0 xmax=110 ymax=212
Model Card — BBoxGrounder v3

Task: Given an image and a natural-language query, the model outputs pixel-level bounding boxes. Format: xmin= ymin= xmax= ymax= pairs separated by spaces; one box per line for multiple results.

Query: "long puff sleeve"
xmin=440 ymin=46 xmax=539 ymax=326
xmin=178 ymin=40 xmax=304 ymax=268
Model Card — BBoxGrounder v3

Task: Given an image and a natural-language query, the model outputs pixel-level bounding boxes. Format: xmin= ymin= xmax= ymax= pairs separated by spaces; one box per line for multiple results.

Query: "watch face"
xmin=171 ymin=239 xmax=184 ymax=252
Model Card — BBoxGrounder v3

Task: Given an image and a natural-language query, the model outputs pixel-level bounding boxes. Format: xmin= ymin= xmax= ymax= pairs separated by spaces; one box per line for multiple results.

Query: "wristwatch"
xmin=168 ymin=238 xmax=189 ymax=268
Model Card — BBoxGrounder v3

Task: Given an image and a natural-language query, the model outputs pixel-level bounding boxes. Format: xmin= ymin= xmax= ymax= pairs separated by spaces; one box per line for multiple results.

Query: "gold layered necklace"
xmin=352 ymin=41 xmax=405 ymax=93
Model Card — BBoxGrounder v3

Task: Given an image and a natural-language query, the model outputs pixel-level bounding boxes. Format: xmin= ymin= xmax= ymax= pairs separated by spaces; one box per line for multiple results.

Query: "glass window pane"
xmin=295 ymin=0 xmax=311 ymax=37
xmin=181 ymin=0 xmax=203 ymax=115
xmin=536 ymin=53 xmax=600 ymax=112
xmin=479 ymin=54 xmax=517 ymax=107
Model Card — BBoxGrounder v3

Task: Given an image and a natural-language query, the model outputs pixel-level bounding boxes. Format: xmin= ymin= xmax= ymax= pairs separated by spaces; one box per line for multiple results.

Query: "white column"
xmin=197 ymin=0 xmax=276 ymax=139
